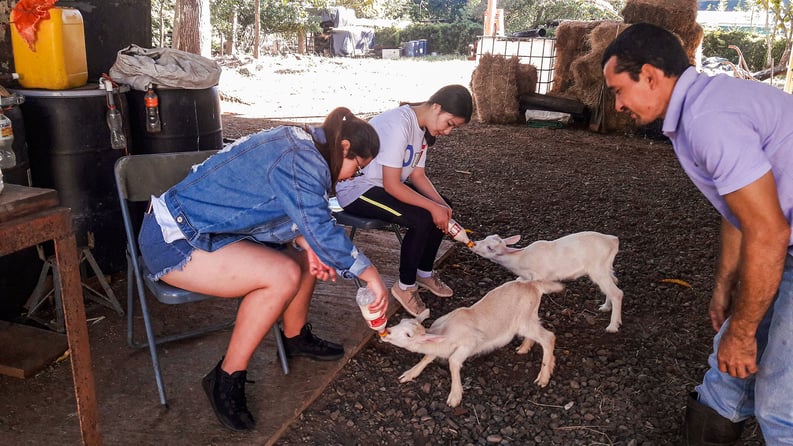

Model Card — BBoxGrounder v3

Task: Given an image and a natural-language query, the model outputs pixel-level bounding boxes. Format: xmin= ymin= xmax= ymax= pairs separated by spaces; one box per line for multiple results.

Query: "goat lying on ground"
xmin=471 ymin=231 xmax=623 ymax=332
xmin=382 ymin=279 xmax=562 ymax=407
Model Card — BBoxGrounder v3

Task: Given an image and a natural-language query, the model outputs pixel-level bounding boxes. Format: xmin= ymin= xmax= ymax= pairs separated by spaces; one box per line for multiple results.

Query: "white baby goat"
xmin=471 ymin=231 xmax=623 ymax=333
xmin=382 ymin=279 xmax=562 ymax=407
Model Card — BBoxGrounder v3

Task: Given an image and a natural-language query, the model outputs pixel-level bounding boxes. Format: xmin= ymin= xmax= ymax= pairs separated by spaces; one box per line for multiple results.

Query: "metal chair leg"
xmin=273 ymin=326 xmax=289 ymax=375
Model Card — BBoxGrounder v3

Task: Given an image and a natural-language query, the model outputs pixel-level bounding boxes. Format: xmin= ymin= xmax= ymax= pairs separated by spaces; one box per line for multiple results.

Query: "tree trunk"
xmin=298 ymin=28 xmax=306 ymax=54
xmin=230 ymin=10 xmax=238 ymax=55
xmin=174 ymin=0 xmax=211 ymax=56
xmin=254 ymin=0 xmax=261 ymax=59
xmin=158 ymin=0 xmax=165 ymax=47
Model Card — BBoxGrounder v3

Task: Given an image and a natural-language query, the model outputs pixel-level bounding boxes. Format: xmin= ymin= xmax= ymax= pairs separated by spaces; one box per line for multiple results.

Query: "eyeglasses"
xmin=352 ymin=157 xmax=364 ymax=178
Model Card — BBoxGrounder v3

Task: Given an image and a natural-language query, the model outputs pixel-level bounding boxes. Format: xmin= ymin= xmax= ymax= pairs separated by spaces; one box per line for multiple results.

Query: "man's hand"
xmin=708 ymin=289 xmax=733 ymax=332
xmin=717 ymin=327 xmax=758 ymax=378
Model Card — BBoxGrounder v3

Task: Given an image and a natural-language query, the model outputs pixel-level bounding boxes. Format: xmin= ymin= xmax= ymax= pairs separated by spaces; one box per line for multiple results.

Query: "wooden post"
xmin=785 ymin=60 xmax=793 ymax=93
xmin=484 ymin=0 xmax=498 ymax=36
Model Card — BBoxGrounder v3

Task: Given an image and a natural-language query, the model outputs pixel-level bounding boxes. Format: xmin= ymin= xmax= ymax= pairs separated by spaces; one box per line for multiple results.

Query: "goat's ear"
xmin=504 ymin=235 xmax=521 ymax=245
xmin=417 ymin=333 xmax=446 ymax=343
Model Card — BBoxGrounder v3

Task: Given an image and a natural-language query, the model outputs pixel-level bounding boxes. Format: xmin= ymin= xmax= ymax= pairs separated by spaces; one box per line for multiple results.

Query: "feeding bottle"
xmin=447 ymin=218 xmax=474 ymax=248
xmin=356 ymin=287 xmax=387 ymax=335
xmin=144 ymin=84 xmax=162 ymax=133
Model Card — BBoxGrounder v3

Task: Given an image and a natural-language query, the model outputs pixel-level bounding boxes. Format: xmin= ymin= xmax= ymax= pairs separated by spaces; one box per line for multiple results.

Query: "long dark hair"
xmin=402 ymin=84 xmax=473 ymax=146
xmin=313 ymin=107 xmax=380 ymax=186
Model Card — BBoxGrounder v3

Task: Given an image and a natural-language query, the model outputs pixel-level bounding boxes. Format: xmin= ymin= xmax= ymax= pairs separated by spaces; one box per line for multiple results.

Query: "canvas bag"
xmin=109 ymin=44 xmax=221 ymax=91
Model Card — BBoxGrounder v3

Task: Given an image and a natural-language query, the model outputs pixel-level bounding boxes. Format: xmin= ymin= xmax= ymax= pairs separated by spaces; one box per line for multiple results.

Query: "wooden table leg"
xmin=55 ymin=231 xmax=102 ymax=446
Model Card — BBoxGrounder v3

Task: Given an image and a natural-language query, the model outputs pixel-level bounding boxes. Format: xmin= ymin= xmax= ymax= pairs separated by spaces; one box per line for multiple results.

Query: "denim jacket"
xmin=161 ymin=125 xmax=371 ymax=280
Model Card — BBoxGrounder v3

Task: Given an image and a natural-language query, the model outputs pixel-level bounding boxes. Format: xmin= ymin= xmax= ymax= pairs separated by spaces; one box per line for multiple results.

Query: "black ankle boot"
xmin=281 ymin=322 xmax=344 ymax=361
xmin=682 ymin=392 xmax=745 ymax=446
xmin=202 ymin=359 xmax=255 ymax=431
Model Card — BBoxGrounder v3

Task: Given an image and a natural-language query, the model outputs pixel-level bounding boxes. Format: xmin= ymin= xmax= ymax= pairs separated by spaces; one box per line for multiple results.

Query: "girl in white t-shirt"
xmin=335 ymin=85 xmax=473 ymax=319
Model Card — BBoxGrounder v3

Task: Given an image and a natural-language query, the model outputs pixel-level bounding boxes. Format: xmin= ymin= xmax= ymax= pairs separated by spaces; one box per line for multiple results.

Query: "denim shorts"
xmin=138 ymin=212 xmax=289 ymax=281
xmin=138 ymin=212 xmax=196 ymax=281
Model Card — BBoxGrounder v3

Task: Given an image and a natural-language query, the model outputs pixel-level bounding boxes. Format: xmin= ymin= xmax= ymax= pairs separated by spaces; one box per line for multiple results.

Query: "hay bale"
xmin=551 ymin=21 xmax=601 ymax=94
xmin=471 ymin=54 xmax=521 ymax=124
xmin=621 ymin=0 xmax=700 ymax=61
xmin=678 ymin=22 xmax=704 ymax=64
xmin=621 ymin=0 xmax=698 ymax=28
xmin=589 ymin=21 xmax=629 ymax=53
xmin=516 ymin=63 xmax=538 ymax=97
xmin=569 ymin=22 xmax=628 ymax=108
xmin=563 ymin=21 xmax=636 ymax=133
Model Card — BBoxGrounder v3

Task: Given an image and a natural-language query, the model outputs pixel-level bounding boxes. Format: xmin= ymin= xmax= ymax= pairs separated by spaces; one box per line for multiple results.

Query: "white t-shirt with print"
xmin=335 ymin=105 xmax=427 ymax=207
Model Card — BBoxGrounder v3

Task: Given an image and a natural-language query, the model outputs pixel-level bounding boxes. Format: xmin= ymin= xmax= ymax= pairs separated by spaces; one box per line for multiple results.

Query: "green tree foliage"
xmin=702 ymin=28 xmax=787 ymax=71
xmin=407 ymin=0 xmax=472 ymax=21
xmin=152 ymin=0 xmax=176 ymax=47
xmin=495 ymin=0 xmax=622 ymax=34
xmin=211 ymin=0 xmax=255 ymax=47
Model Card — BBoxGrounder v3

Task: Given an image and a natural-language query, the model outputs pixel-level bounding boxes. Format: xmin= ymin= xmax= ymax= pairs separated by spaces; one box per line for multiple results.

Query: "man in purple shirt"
xmin=602 ymin=23 xmax=793 ymax=445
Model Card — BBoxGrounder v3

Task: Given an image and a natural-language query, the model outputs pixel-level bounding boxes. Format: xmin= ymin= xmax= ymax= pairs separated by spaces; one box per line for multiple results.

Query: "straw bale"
xmin=569 ymin=55 xmax=601 ymax=107
xmin=589 ymin=21 xmax=630 ymax=53
xmin=566 ymin=21 xmax=636 ymax=133
xmin=471 ymin=54 xmax=520 ymax=124
xmin=569 ymin=22 xmax=628 ymax=107
xmin=678 ymin=22 xmax=704 ymax=64
xmin=516 ymin=63 xmax=538 ymax=97
xmin=551 ymin=20 xmax=601 ymax=94
xmin=601 ymin=88 xmax=636 ymax=133
xmin=621 ymin=0 xmax=697 ymax=36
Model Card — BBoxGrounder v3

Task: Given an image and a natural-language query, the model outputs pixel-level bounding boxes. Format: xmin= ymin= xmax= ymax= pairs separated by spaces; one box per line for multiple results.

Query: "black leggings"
xmin=341 ymin=185 xmax=451 ymax=285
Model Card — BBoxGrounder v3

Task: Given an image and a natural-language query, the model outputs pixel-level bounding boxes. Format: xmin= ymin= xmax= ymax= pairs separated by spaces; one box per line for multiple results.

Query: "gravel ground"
xmin=218 ymin=55 xmax=766 ymax=446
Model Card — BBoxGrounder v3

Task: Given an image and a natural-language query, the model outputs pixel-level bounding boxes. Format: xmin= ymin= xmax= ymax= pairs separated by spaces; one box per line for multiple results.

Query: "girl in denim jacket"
xmin=138 ymin=107 xmax=388 ymax=431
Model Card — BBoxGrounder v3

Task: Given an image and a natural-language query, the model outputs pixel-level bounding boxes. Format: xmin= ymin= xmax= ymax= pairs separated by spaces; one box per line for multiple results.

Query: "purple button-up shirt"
xmin=662 ymin=67 xmax=793 ymax=251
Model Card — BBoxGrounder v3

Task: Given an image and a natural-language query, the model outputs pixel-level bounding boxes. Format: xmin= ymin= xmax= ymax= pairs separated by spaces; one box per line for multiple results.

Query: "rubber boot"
xmin=683 ymin=392 xmax=745 ymax=446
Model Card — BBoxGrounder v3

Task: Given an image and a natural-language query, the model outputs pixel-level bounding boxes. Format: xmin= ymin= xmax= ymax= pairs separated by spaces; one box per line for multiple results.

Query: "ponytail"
xmin=314 ymin=107 xmax=380 ymax=187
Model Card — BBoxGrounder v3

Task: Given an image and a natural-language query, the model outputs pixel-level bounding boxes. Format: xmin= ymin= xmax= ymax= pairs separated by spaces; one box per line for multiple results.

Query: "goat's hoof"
xmin=534 ymin=376 xmax=550 ymax=387
xmin=598 ymin=304 xmax=612 ymax=312
xmin=605 ymin=324 xmax=620 ymax=333
xmin=446 ymin=394 xmax=462 ymax=407
xmin=398 ymin=373 xmax=414 ymax=383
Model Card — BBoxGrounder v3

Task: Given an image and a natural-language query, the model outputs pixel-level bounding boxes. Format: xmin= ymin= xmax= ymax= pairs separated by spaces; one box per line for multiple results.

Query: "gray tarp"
xmin=109 ymin=44 xmax=221 ymax=91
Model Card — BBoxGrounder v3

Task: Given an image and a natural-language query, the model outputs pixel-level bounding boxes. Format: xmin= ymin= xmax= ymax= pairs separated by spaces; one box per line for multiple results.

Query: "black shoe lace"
xmin=224 ymin=375 xmax=255 ymax=415
xmin=303 ymin=323 xmax=329 ymax=348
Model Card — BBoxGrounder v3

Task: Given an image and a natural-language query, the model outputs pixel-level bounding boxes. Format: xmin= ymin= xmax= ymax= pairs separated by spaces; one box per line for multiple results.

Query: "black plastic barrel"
xmin=0 ymin=93 xmax=41 ymax=321
xmin=127 ymin=86 xmax=223 ymax=154
xmin=12 ymin=84 xmax=129 ymax=274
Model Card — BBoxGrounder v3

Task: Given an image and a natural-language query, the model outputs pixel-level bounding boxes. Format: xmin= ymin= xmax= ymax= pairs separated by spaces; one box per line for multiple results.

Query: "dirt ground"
xmin=0 ymin=55 xmax=767 ymax=445
xmin=214 ymin=55 xmax=765 ymax=445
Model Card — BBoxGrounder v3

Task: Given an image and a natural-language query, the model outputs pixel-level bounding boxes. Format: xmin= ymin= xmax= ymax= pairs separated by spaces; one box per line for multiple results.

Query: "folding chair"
xmin=332 ymin=209 xmax=403 ymax=288
xmin=114 ymin=150 xmax=289 ymax=407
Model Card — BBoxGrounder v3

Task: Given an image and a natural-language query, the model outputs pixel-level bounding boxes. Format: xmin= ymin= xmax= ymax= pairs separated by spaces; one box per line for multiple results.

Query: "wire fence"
xmin=476 ymin=36 xmax=557 ymax=94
